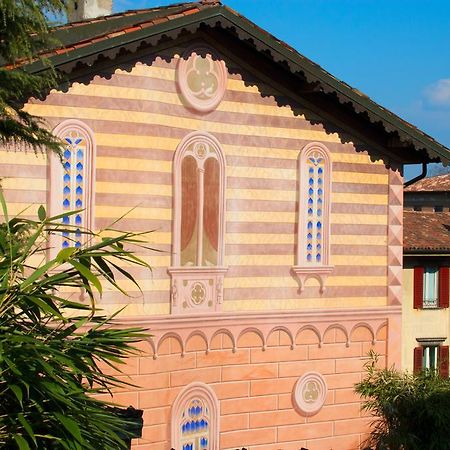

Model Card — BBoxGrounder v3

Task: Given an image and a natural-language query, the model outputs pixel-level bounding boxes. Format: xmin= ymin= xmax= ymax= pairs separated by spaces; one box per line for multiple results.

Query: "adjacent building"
xmin=403 ymin=175 xmax=450 ymax=376
xmin=2 ymin=1 xmax=450 ymax=449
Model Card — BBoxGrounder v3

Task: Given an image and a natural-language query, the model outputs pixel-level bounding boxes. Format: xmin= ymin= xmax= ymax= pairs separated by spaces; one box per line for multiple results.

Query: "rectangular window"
xmin=414 ymin=343 xmax=449 ymax=377
xmin=423 ymin=267 xmax=439 ymax=308
xmin=414 ymin=266 xmax=449 ymax=309
xmin=423 ymin=345 xmax=439 ymax=370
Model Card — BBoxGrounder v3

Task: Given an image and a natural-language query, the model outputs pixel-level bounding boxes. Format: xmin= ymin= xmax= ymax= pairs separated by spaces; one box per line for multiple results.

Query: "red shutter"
xmin=414 ymin=267 xmax=424 ymax=309
xmin=440 ymin=346 xmax=449 ymax=378
xmin=414 ymin=346 xmax=423 ymax=374
xmin=439 ymin=267 xmax=449 ymax=308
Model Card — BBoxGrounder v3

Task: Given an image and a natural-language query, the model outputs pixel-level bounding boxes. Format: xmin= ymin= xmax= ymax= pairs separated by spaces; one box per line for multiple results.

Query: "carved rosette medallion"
xmin=177 ymin=46 xmax=227 ymax=112
xmin=292 ymin=372 xmax=327 ymax=416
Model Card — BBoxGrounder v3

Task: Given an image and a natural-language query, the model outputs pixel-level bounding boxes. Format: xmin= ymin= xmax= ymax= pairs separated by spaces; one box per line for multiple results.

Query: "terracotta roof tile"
xmin=405 ymin=174 xmax=450 ymax=192
xmin=404 ymin=211 xmax=450 ymax=253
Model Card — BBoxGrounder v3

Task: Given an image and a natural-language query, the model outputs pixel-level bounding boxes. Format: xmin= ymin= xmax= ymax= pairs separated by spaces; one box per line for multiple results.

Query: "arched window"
xmin=169 ymin=132 xmax=227 ymax=314
xmin=293 ymin=142 xmax=333 ymax=293
xmin=171 ymin=382 xmax=219 ymax=450
xmin=49 ymin=120 xmax=95 ymax=254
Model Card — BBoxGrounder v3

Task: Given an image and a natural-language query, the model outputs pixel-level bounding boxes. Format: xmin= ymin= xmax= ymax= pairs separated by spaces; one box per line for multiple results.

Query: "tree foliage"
xmin=355 ymin=351 xmax=450 ymax=450
xmin=0 ymin=0 xmax=73 ymax=153
xmin=0 ymin=196 xmax=154 ymax=449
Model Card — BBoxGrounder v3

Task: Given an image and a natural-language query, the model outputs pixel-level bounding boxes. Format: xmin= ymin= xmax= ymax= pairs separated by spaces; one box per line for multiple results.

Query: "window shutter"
xmin=413 ymin=267 xmax=424 ymax=309
xmin=413 ymin=346 xmax=423 ymax=374
xmin=440 ymin=346 xmax=449 ymax=378
xmin=439 ymin=267 xmax=449 ymax=308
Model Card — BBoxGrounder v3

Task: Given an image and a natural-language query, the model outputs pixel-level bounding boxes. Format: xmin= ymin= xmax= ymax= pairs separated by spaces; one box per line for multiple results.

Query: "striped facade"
xmin=1 ymin=41 xmax=401 ymax=449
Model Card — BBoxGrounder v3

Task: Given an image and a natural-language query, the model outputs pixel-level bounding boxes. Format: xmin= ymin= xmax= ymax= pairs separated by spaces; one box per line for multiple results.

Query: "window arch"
xmin=171 ymin=382 xmax=220 ymax=450
xmin=293 ymin=142 xmax=333 ymax=293
xmin=169 ymin=131 xmax=227 ymax=314
xmin=49 ymin=120 xmax=95 ymax=253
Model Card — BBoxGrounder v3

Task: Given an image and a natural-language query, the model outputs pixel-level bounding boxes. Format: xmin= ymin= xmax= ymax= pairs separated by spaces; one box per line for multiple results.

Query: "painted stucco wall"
xmin=0 ymin=38 xmax=403 ymax=449
xmin=1 ymin=46 xmax=396 ymax=316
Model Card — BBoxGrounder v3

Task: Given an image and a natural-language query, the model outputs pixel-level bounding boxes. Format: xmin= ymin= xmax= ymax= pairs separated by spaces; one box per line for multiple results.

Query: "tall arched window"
xmin=49 ymin=120 xmax=95 ymax=254
xmin=171 ymin=382 xmax=219 ymax=450
xmin=293 ymin=142 xmax=333 ymax=293
xmin=169 ymin=132 xmax=227 ymax=315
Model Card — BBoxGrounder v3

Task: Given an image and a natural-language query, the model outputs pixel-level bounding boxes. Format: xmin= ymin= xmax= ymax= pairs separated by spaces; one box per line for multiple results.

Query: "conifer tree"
xmin=0 ymin=0 xmax=72 ymax=153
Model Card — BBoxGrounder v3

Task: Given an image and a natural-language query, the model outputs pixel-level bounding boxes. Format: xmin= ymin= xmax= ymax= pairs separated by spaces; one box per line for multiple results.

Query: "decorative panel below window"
xmin=49 ymin=120 xmax=95 ymax=255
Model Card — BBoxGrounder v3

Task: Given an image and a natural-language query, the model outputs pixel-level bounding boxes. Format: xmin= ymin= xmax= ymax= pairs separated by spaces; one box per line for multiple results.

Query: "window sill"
xmin=292 ymin=265 xmax=334 ymax=293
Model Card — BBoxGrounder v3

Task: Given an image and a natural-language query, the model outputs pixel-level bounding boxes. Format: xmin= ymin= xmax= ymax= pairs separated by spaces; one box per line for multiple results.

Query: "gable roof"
xmin=405 ymin=174 xmax=450 ymax=192
xmin=404 ymin=211 xmax=450 ymax=254
xmin=15 ymin=0 xmax=450 ymax=164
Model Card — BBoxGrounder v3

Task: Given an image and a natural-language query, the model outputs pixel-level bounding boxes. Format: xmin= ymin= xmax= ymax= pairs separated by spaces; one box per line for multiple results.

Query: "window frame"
xmin=48 ymin=119 xmax=96 ymax=257
xmin=414 ymin=266 xmax=449 ymax=309
xmin=169 ymin=131 xmax=227 ymax=314
xmin=293 ymin=142 xmax=333 ymax=293
xmin=171 ymin=382 xmax=220 ymax=450
xmin=414 ymin=339 xmax=449 ymax=377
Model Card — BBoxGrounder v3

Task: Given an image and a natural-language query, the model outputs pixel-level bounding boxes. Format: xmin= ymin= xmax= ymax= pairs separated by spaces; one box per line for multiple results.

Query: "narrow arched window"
xmin=49 ymin=120 xmax=95 ymax=253
xmin=293 ymin=142 xmax=333 ymax=293
xmin=169 ymin=132 xmax=227 ymax=314
xmin=171 ymin=383 xmax=219 ymax=450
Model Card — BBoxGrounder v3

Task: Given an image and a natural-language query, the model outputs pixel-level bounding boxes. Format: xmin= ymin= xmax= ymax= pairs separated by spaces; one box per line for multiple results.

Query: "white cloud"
xmin=423 ymin=79 xmax=450 ymax=109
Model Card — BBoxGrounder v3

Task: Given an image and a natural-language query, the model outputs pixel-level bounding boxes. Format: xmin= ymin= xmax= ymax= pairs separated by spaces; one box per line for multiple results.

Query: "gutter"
xmin=404 ymin=162 xmax=427 ymax=188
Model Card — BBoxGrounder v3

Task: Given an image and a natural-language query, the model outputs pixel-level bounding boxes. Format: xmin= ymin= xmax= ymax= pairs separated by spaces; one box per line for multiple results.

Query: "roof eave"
xmin=21 ymin=5 xmax=450 ymax=164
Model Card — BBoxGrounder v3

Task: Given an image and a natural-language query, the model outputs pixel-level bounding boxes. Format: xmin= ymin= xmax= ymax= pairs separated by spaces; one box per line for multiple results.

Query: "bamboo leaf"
xmin=37 ymin=205 xmax=46 ymax=221
xmin=69 ymin=260 xmax=102 ymax=294
xmin=13 ymin=435 xmax=30 ymax=450
xmin=55 ymin=413 xmax=84 ymax=444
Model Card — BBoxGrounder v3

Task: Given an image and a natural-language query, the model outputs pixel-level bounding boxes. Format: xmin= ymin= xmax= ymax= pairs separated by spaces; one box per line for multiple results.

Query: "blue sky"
xmin=115 ymin=0 xmax=450 ymax=178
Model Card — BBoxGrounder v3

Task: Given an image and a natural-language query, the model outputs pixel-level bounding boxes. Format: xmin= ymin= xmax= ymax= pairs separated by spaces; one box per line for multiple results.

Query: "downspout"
xmin=404 ymin=162 xmax=427 ymax=188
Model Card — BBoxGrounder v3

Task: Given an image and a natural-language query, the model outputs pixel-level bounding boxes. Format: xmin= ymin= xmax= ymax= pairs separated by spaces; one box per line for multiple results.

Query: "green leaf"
xmin=69 ymin=260 xmax=102 ymax=294
xmin=18 ymin=414 xmax=36 ymax=445
xmin=38 ymin=205 xmax=46 ymax=221
xmin=10 ymin=384 xmax=23 ymax=406
xmin=56 ymin=246 xmax=77 ymax=263
xmin=20 ymin=260 xmax=56 ymax=290
xmin=55 ymin=413 xmax=84 ymax=444
xmin=13 ymin=435 xmax=30 ymax=450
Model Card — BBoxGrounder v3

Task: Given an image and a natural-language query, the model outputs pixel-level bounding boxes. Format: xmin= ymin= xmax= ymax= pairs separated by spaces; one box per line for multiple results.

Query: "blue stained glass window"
xmin=304 ymin=150 xmax=327 ymax=265
xmin=60 ymin=130 xmax=86 ymax=249
xmin=181 ymin=399 xmax=210 ymax=450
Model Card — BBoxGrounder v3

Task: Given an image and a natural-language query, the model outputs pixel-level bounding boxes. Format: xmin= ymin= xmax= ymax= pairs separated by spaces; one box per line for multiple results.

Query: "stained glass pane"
xmin=180 ymin=399 xmax=210 ymax=450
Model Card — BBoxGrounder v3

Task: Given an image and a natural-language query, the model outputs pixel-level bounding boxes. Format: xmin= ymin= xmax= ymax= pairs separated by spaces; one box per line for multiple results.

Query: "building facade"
xmin=403 ymin=176 xmax=450 ymax=375
xmin=2 ymin=2 xmax=450 ymax=449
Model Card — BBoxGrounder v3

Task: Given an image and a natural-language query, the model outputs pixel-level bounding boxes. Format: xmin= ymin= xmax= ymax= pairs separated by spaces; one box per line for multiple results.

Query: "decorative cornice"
xmin=114 ymin=306 xmax=399 ymax=359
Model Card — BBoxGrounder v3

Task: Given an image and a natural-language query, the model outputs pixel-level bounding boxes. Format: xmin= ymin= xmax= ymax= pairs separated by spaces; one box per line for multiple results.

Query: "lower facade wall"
xmin=100 ymin=314 xmax=390 ymax=450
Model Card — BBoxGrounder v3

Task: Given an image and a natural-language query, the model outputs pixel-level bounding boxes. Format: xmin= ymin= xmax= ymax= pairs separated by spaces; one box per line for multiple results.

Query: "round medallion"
xmin=191 ymin=282 xmax=206 ymax=305
xmin=292 ymin=372 xmax=327 ymax=416
xmin=177 ymin=46 xmax=227 ymax=113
